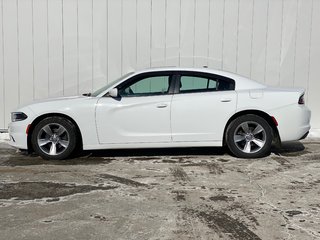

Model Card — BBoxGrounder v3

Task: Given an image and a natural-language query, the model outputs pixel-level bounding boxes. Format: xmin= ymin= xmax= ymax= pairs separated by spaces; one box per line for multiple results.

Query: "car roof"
xmin=133 ymin=67 xmax=266 ymax=90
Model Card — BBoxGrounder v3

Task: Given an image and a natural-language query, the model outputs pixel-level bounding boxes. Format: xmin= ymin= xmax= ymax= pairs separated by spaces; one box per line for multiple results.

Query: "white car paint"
xmin=96 ymin=94 xmax=173 ymax=144
xmin=8 ymin=67 xmax=311 ymax=153
xmin=171 ymin=91 xmax=237 ymax=142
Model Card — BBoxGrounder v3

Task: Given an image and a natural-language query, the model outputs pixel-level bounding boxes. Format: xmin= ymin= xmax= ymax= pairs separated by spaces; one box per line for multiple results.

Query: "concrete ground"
xmin=0 ymin=141 xmax=320 ymax=240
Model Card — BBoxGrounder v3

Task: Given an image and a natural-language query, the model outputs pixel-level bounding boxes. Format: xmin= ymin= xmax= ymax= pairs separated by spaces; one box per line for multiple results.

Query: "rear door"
xmin=171 ymin=72 xmax=237 ymax=142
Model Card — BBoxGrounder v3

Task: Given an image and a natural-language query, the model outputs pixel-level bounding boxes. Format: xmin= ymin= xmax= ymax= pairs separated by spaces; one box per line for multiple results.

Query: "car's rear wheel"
xmin=31 ymin=117 xmax=77 ymax=160
xmin=226 ymin=114 xmax=273 ymax=158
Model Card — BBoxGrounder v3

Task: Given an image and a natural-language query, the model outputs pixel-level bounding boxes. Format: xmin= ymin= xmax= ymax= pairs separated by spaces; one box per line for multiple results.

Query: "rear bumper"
xmin=299 ymin=131 xmax=309 ymax=140
xmin=271 ymin=104 xmax=311 ymax=142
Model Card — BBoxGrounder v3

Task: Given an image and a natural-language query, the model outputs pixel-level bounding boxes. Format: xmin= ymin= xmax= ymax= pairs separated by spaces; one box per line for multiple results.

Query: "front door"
xmin=95 ymin=74 xmax=174 ymax=144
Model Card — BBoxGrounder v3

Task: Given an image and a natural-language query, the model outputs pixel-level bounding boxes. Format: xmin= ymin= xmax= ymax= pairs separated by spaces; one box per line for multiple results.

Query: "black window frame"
xmin=113 ymin=71 xmax=179 ymax=98
xmin=174 ymin=71 xmax=236 ymax=94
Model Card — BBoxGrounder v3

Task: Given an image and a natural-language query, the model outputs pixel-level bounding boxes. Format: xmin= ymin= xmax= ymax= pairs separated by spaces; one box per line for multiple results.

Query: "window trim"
xmin=114 ymin=71 xmax=179 ymax=98
xmin=174 ymin=71 xmax=236 ymax=94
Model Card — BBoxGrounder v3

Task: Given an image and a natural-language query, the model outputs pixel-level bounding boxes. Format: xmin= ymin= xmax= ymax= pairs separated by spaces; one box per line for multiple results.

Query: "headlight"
xmin=11 ymin=112 xmax=28 ymax=122
xmin=298 ymin=94 xmax=305 ymax=105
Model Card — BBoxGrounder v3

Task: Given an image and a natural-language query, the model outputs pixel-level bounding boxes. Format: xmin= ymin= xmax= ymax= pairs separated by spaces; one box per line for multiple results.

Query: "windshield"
xmin=91 ymin=72 xmax=134 ymax=97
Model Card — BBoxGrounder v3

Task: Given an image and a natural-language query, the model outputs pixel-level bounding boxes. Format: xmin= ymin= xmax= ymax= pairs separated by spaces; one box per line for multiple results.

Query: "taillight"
xmin=271 ymin=116 xmax=278 ymax=126
xmin=26 ymin=124 xmax=31 ymax=135
xmin=298 ymin=94 xmax=305 ymax=105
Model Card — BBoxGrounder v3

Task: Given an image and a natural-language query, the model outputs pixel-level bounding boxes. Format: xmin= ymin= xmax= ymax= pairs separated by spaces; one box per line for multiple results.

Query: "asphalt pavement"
xmin=0 ymin=141 xmax=320 ymax=240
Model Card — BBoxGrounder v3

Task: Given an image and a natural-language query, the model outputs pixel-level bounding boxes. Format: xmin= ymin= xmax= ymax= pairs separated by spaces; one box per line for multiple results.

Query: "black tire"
xmin=226 ymin=114 xmax=273 ymax=158
xmin=31 ymin=117 xmax=77 ymax=160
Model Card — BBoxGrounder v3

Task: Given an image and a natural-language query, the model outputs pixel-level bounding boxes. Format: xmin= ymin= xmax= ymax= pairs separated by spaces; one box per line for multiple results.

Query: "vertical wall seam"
xmin=150 ymin=0 xmax=152 ymax=67
xmin=120 ymin=0 xmax=123 ymax=74
xmin=178 ymin=0 xmax=181 ymax=67
xmin=164 ymin=0 xmax=167 ymax=65
xmin=1 ymin=0 xmax=5 ymax=125
xmin=76 ymin=0 xmax=79 ymax=94
xmin=91 ymin=0 xmax=95 ymax=92
xmin=16 ymin=0 xmax=20 ymax=106
xmin=47 ymin=0 xmax=50 ymax=97
xmin=249 ymin=0 xmax=255 ymax=78
xmin=31 ymin=0 xmax=35 ymax=99
xmin=221 ymin=0 xmax=226 ymax=70
xmin=293 ymin=0 xmax=299 ymax=87
xmin=206 ymin=0 xmax=211 ymax=67
xmin=192 ymin=0 xmax=196 ymax=67
xmin=106 ymin=0 xmax=108 ymax=82
xmin=263 ymin=0 xmax=270 ymax=83
xmin=91 ymin=0 xmax=93 ymax=91
xmin=235 ymin=0 xmax=240 ymax=73
xmin=306 ymin=0 xmax=314 ymax=103
xmin=278 ymin=0 xmax=284 ymax=86
xmin=135 ymin=0 xmax=137 ymax=68
xmin=61 ymin=0 xmax=65 ymax=95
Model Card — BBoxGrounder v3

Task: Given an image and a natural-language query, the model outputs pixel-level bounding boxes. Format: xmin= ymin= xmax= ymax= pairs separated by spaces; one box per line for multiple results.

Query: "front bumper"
xmin=8 ymin=121 xmax=29 ymax=150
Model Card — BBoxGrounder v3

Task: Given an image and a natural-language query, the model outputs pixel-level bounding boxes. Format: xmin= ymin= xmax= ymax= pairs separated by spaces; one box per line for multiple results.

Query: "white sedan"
xmin=8 ymin=67 xmax=311 ymax=160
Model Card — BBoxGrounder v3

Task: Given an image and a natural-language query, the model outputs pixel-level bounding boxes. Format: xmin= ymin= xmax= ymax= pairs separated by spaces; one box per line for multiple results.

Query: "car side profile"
xmin=8 ymin=67 xmax=311 ymax=160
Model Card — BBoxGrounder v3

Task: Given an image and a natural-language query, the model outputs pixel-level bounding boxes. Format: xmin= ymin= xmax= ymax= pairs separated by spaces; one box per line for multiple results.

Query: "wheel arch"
xmin=27 ymin=113 xmax=83 ymax=153
xmin=223 ymin=110 xmax=280 ymax=146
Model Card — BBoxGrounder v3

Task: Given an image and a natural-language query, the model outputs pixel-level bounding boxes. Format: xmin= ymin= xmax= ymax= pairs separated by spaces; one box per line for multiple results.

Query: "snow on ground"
xmin=0 ymin=133 xmax=9 ymax=142
xmin=308 ymin=129 xmax=320 ymax=139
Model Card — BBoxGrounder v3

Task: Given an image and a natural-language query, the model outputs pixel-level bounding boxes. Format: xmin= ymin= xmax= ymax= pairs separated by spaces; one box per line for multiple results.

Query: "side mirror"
xmin=108 ymin=88 xmax=118 ymax=98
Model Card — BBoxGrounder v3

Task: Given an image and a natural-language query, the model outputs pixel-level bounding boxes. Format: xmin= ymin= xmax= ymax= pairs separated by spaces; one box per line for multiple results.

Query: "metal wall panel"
xmin=151 ymin=0 xmax=166 ymax=67
xmin=0 ymin=0 xmax=319 ymax=132
xmin=33 ymin=0 xmax=49 ymax=99
xmin=48 ymin=0 xmax=64 ymax=98
xmin=78 ymin=0 xmax=93 ymax=94
xmin=180 ymin=0 xmax=195 ymax=67
xmin=92 ymin=0 xmax=107 ymax=91
xmin=308 ymin=0 xmax=320 ymax=136
xmin=237 ymin=0 xmax=253 ymax=77
xmin=223 ymin=0 xmax=239 ymax=72
xmin=2 ymin=0 xmax=19 ymax=130
xmin=250 ymin=0 xmax=268 ymax=83
xmin=0 ymin=0 xmax=4 ymax=128
xmin=165 ymin=0 xmax=180 ymax=67
xmin=18 ymin=0 xmax=34 ymax=105
xmin=63 ymin=0 xmax=78 ymax=96
xmin=208 ymin=0 xmax=224 ymax=69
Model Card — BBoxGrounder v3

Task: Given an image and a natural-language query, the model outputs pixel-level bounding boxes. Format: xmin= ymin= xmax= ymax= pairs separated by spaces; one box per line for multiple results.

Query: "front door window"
xmin=119 ymin=76 xmax=171 ymax=97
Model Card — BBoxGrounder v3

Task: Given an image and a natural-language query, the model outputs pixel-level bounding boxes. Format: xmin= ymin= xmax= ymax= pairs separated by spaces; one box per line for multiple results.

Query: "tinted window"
xmin=179 ymin=75 xmax=234 ymax=93
xmin=180 ymin=76 xmax=217 ymax=93
xmin=119 ymin=76 xmax=170 ymax=97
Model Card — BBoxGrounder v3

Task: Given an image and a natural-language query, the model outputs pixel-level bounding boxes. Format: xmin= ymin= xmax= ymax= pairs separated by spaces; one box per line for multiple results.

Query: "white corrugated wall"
xmin=0 ymin=0 xmax=319 ymax=133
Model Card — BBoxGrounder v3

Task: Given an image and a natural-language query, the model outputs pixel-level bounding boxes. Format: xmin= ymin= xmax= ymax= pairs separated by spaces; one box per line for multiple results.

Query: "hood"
xmin=31 ymin=96 xmax=85 ymax=104
xmin=15 ymin=95 xmax=98 ymax=116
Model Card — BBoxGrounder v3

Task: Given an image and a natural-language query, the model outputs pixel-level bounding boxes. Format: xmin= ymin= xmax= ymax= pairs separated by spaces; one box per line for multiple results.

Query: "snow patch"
xmin=308 ymin=129 xmax=320 ymax=139
xmin=0 ymin=133 xmax=9 ymax=142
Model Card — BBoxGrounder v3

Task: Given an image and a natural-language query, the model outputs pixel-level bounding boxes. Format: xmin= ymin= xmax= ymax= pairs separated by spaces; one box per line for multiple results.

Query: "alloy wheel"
xmin=37 ymin=123 xmax=70 ymax=156
xmin=233 ymin=121 xmax=266 ymax=154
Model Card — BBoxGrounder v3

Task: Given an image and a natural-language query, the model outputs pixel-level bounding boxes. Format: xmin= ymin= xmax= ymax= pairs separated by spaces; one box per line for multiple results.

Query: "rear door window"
xmin=179 ymin=74 xmax=234 ymax=93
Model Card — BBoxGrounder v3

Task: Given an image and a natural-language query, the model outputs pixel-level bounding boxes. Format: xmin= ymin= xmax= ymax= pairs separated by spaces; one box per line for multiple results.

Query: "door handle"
xmin=220 ymin=98 xmax=232 ymax=102
xmin=156 ymin=103 xmax=168 ymax=108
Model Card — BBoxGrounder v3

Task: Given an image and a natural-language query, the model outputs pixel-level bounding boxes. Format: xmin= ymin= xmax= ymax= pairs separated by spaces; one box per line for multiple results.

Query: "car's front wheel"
xmin=31 ymin=117 xmax=77 ymax=160
xmin=226 ymin=114 xmax=273 ymax=158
